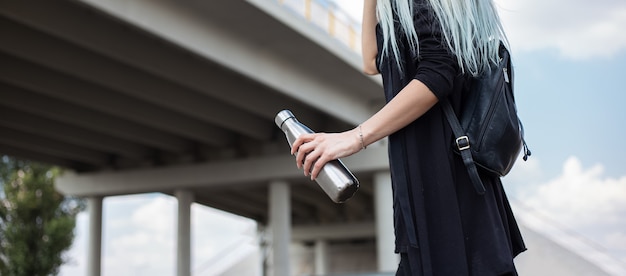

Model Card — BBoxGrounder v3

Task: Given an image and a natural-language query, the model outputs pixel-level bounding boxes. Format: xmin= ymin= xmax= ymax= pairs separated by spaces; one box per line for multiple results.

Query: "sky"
xmin=60 ymin=0 xmax=626 ymax=275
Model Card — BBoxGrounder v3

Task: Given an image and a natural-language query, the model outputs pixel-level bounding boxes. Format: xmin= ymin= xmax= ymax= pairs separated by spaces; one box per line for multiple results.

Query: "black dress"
xmin=375 ymin=1 xmax=526 ymax=275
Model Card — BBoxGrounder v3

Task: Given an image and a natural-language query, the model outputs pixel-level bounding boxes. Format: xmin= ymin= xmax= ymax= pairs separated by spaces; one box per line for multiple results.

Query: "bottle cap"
xmin=275 ymin=110 xmax=295 ymax=128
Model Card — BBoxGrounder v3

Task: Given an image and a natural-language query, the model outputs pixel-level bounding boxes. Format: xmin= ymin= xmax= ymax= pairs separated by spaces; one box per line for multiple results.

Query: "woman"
xmin=291 ymin=0 xmax=526 ymax=275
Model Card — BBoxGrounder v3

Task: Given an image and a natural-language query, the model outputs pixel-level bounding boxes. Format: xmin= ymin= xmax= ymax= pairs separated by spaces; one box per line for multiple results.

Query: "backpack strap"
xmin=441 ymin=100 xmax=487 ymax=195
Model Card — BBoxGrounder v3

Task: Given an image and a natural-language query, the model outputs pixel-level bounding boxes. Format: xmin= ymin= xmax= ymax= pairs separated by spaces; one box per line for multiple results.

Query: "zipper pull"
xmin=503 ymin=67 xmax=510 ymax=83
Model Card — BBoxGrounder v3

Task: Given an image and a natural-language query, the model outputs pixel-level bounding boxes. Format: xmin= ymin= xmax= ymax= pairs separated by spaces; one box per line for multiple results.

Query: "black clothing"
xmin=396 ymin=253 xmax=519 ymax=276
xmin=375 ymin=1 xmax=526 ymax=275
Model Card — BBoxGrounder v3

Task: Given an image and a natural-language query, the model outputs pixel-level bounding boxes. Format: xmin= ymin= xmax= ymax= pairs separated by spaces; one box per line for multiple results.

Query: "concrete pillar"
xmin=314 ymin=239 xmax=329 ymax=275
xmin=175 ymin=190 xmax=194 ymax=276
xmin=269 ymin=181 xmax=291 ymax=276
xmin=87 ymin=196 xmax=103 ymax=276
xmin=374 ymin=171 xmax=398 ymax=272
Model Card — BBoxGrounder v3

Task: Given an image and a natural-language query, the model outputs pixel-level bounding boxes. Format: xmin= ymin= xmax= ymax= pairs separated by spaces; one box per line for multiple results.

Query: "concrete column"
xmin=314 ymin=239 xmax=329 ymax=275
xmin=269 ymin=181 xmax=291 ymax=276
xmin=87 ymin=196 xmax=103 ymax=276
xmin=175 ymin=190 xmax=194 ymax=276
xmin=374 ymin=171 xmax=398 ymax=272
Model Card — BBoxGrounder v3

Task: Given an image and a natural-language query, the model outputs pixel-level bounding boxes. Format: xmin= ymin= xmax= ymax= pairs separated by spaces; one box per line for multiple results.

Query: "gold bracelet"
xmin=358 ymin=125 xmax=366 ymax=150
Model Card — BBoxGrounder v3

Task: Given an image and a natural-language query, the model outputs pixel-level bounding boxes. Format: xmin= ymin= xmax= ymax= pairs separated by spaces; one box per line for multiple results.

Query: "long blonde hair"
xmin=377 ymin=0 xmax=508 ymax=75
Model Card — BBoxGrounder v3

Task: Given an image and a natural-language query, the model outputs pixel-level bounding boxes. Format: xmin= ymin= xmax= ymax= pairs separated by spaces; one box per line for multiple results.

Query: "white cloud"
xmin=131 ymin=196 xmax=176 ymax=235
xmin=495 ymin=0 xmax=626 ymax=59
xmin=509 ymin=156 xmax=626 ymax=274
xmin=502 ymin=156 xmax=545 ymax=192
xmin=503 ymin=157 xmax=626 ymax=275
xmin=520 ymin=156 xmax=626 ymax=228
xmin=103 ymin=196 xmax=176 ymax=275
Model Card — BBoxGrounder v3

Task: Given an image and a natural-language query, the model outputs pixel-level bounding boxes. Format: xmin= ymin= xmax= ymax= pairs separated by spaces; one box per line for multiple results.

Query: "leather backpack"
xmin=442 ymin=43 xmax=531 ymax=194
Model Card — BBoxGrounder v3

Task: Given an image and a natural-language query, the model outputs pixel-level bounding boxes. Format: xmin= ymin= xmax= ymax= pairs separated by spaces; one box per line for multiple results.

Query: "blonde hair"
xmin=377 ymin=0 xmax=508 ymax=75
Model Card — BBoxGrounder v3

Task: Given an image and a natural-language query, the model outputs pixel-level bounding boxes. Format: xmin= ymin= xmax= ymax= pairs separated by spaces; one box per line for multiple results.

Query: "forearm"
xmin=362 ymin=0 xmax=379 ymax=75
xmin=359 ymin=80 xmax=438 ymax=146
xmin=290 ymin=81 xmax=437 ymax=179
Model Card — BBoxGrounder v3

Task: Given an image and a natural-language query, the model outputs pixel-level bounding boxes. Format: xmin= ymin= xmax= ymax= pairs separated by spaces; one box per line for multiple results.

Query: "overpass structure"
xmin=0 ymin=0 xmax=392 ymax=275
xmin=0 ymin=0 xmax=619 ymax=275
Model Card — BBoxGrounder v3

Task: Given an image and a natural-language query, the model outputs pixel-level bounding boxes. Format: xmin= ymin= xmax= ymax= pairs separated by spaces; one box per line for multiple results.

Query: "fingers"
xmin=290 ymin=135 xmax=304 ymax=155
xmin=295 ymin=130 xmax=362 ymax=180
xmin=291 ymin=134 xmax=311 ymax=168
xmin=301 ymin=143 xmax=335 ymax=180
xmin=290 ymin=133 xmax=317 ymax=155
xmin=302 ymin=147 xmax=319 ymax=178
xmin=290 ymin=133 xmax=326 ymax=180
xmin=300 ymin=146 xmax=327 ymax=180
xmin=309 ymin=153 xmax=330 ymax=180
xmin=292 ymin=133 xmax=317 ymax=169
xmin=296 ymin=142 xmax=314 ymax=171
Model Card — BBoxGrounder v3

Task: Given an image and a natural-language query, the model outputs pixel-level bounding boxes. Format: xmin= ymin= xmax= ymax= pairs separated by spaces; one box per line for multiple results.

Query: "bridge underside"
xmin=0 ymin=0 xmax=387 ymax=227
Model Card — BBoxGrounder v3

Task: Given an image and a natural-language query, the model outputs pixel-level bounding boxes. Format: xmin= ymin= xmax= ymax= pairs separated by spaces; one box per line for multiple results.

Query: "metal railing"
xmin=277 ymin=0 xmax=361 ymax=53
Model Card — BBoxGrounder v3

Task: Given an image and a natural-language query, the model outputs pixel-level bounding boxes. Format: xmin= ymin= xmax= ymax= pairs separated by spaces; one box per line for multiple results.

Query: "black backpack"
xmin=441 ymin=43 xmax=531 ymax=195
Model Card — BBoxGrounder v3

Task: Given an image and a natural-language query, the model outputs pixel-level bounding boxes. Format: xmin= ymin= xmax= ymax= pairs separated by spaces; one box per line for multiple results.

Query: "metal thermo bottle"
xmin=275 ymin=110 xmax=359 ymax=203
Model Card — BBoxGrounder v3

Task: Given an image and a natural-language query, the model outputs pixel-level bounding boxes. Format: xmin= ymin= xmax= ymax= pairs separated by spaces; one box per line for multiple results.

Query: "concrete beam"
xmin=0 ymin=51 xmax=233 ymax=146
xmin=0 ymin=0 xmax=386 ymax=148
xmin=0 ymin=126 xmax=112 ymax=166
xmin=292 ymin=222 xmax=375 ymax=241
xmin=194 ymin=193 xmax=266 ymax=223
xmin=70 ymin=0 xmax=378 ymax=125
xmin=56 ymin=145 xmax=389 ymax=197
xmin=0 ymin=144 xmax=94 ymax=171
xmin=0 ymin=106 xmax=150 ymax=160
xmin=0 ymin=82 xmax=190 ymax=153
xmin=247 ymin=0 xmax=364 ymax=76
xmin=0 ymin=5 xmax=273 ymax=140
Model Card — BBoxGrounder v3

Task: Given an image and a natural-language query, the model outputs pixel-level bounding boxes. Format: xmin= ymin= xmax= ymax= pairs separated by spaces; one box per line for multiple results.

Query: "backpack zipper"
xmin=476 ymin=68 xmax=506 ymax=150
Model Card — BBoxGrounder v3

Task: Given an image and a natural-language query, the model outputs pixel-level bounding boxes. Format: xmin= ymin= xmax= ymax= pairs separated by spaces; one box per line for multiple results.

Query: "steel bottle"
xmin=275 ymin=110 xmax=359 ymax=203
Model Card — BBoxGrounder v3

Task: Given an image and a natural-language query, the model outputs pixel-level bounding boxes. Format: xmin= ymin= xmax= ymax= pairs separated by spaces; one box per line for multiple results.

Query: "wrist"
xmin=356 ymin=125 xmax=367 ymax=150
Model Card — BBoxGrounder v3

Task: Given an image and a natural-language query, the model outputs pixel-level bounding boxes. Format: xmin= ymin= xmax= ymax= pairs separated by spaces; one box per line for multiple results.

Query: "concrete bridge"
xmin=0 ymin=0 xmax=616 ymax=275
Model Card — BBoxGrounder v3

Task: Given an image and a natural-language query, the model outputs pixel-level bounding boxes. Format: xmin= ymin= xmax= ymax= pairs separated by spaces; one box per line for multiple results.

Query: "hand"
xmin=290 ymin=129 xmax=362 ymax=180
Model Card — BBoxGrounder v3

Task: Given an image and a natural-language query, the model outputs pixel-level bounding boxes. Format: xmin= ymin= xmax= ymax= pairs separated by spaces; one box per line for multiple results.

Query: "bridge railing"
xmin=277 ymin=0 xmax=361 ymax=53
